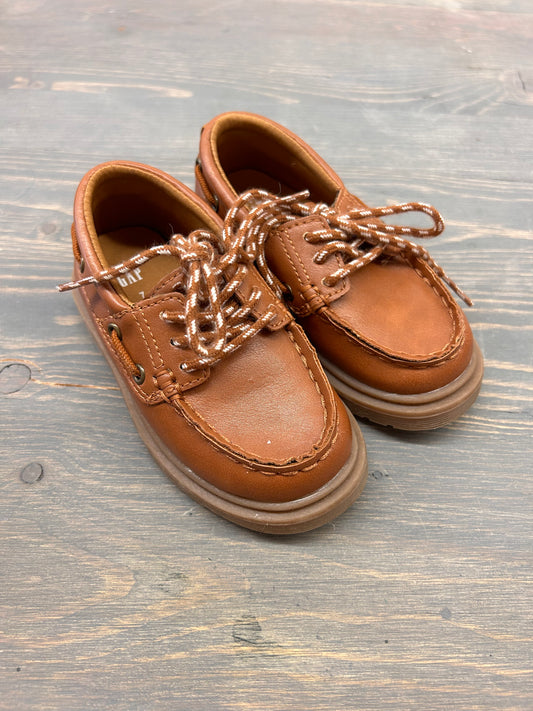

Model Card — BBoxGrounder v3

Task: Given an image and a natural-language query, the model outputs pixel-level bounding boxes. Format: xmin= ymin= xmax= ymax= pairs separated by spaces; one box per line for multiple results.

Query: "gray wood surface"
xmin=1 ymin=1 xmax=532 ymax=709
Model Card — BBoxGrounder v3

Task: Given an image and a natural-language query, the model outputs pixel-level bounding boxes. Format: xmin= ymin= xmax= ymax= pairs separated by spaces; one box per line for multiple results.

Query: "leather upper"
xmin=197 ymin=112 xmax=475 ymax=395
xmin=68 ymin=161 xmax=354 ymax=502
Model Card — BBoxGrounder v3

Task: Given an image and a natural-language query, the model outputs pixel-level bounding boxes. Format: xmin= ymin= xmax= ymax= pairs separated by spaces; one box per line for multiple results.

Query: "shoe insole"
xmin=99 ymin=227 xmax=180 ymax=303
xmin=228 ymin=168 xmax=293 ymax=197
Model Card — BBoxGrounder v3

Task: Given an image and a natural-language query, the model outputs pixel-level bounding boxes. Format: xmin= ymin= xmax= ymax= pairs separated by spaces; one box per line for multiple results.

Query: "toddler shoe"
xmin=58 ymin=161 xmax=367 ymax=533
xmin=195 ymin=112 xmax=484 ymax=430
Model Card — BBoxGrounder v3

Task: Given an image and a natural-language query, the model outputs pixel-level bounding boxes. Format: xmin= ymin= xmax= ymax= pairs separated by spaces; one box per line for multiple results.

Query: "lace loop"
xmin=229 ymin=189 xmax=472 ymax=307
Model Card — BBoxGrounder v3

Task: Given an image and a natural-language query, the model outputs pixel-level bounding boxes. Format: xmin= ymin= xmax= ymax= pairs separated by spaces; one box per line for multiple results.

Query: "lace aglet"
xmin=454 ymin=286 xmax=473 ymax=307
xmin=56 ymin=282 xmax=73 ymax=293
xmin=56 ymin=274 xmax=95 ymax=293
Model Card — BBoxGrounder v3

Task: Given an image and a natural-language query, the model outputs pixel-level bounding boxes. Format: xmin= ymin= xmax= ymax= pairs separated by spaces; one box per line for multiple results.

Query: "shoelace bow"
xmin=58 ymin=220 xmax=277 ymax=373
xmin=228 ymin=189 xmax=472 ymax=307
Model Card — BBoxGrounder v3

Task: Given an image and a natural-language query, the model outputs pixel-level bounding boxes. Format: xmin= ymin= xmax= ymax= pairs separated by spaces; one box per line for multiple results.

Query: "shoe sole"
xmin=321 ymin=341 xmax=484 ymax=431
xmin=73 ymin=288 xmax=368 ymax=534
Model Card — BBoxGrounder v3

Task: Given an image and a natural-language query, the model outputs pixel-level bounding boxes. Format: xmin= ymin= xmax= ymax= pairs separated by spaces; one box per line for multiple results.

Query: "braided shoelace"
xmin=58 ymin=189 xmax=470 ymax=374
xmin=226 ymin=189 xmax=472 ymax=307
xmin=58 ymin=219 xmax=277 ymax=373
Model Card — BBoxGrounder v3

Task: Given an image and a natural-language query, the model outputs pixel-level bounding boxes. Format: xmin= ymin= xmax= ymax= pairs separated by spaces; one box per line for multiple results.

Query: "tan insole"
xmin=99 ymin=227 xmax=181 ymax=303
xmin=228 ymin=168 xmax=294 ymax=197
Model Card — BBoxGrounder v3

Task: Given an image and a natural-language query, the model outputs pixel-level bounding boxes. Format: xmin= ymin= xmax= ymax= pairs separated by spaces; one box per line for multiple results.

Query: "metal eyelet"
xmin=107 ymin=323 xmax=122 ymax=339
xmin=281 ymin=282 xmax=294 ymax=302
xmin=79 ymin=257 xmax=85 ymax=274
xmin=302 ymin=232 xmax=310 ymax=242
xmin=133 ymin=365 xmax=145 ymax=385
xmin=179 ymin=362 xmax=189 ymax=371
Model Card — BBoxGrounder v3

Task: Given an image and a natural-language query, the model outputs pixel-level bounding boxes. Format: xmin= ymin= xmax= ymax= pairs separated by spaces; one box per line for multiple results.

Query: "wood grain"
xmin=1 ymin=1 xmax=532 ymax=709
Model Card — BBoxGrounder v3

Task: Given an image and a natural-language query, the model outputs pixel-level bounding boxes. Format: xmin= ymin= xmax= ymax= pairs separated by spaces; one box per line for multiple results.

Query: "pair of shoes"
xmin=58 ymin=112 xmax=483 ymax=534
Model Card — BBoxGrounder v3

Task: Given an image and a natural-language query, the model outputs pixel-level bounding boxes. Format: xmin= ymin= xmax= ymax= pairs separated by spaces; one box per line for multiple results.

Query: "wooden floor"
xmin=1 ymin=1 xmax=532 ymax=709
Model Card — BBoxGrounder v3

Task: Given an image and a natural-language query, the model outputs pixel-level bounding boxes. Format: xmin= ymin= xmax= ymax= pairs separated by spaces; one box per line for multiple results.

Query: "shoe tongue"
xmin=147 ymin=266 xmax=187 ymax=298
xmin=334 ymin=188 xmax=368 ymax=213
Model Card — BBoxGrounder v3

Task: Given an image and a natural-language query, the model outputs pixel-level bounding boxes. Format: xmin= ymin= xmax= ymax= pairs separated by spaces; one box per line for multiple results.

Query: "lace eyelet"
xmin=79 ymin=257 xmax=85 ymax=274
xmin=107 ymin=323 xmax=122 ymax=339
xmin=133 ymin=365 xmax=145 ymax=385
xmin=281 ymin=282 xmax=294 ymax=302
xmin=170 ymin=338 xmax=179 ymax=347
xmin=179 ymin=362 xmax=189 ymax=371
xmin=302 ymin=232 xmax=310 ymax=242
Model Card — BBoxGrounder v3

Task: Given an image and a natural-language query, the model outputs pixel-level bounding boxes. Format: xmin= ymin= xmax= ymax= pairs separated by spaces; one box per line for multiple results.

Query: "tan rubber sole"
xmin=321 ymin=341 xmax=484 ymax=431
xmin=73 ymin=288 xmax=368 ymax=534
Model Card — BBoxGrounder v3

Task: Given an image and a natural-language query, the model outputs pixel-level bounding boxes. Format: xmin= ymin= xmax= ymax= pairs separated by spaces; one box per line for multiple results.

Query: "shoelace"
xmin=58 ymin=190 xmax=469 ymax=374
xmin=58 ymin=221 xmax=277 ymax=373
xmin=227 ymin=189 xmax=472 ymax=307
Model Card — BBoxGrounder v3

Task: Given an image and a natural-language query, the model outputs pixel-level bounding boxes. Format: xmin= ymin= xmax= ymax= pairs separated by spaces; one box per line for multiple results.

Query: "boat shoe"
xmin=58 ymin=161 xmax=367 ymax=533
xmin=195 ymin=112 xmax=484 ymax=430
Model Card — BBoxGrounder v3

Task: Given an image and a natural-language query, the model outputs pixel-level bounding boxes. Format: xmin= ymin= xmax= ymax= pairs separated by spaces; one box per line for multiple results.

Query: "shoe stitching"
xmin=411 ymin=260 xmax=465 ymax=355
xmin=174 ymin=327 xmax=334 ymax=470
xmin=136 ymin=310 xmax=162 ymax=371
xmin=277 ymin=217 xmax=347 ymax=309
xmin=278 ymin=225 xmax=311 ymax=283
xmin=169 ymin=392 xmax=340 ymax=478
xmin=286 ymin=327 xmax=329 ymax=433
xmin=287 ymin=216 xmax=348 ymax=299
xmin=323 ymin=298 xmax=465 ymax=367
xmin=178 ymin=389 xmax=330 ymax=470
xmin=302 ymin=250 xmax=465 ymax=363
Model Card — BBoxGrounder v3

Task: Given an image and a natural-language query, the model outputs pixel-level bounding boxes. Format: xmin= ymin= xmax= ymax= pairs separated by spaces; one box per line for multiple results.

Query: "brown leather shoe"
xmin=196 ymin=112 xmax=484 ymax=430
xmin=58 ymin=161 xmax=367 ymax=533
